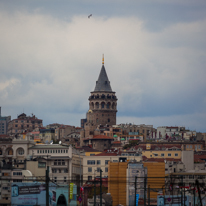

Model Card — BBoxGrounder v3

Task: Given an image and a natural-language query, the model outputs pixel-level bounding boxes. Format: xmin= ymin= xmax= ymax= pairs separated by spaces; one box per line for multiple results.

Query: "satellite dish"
xmin=50 ymin=140 xmax=53 ymax=144
xmin=59 ymin=141 xmax=62 ymax=144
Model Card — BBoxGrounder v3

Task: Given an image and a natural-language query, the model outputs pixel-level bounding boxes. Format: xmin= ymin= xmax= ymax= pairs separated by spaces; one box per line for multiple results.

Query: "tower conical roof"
xmin=94 ymin=64 xmax=113 ymax=92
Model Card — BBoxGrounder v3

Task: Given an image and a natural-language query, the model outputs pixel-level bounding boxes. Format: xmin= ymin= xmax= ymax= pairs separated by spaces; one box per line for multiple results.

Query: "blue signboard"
xmin=11 ymin=182 xmax=57 ymax=206
xmin=136 ymin=194 xmax=139 ymax=206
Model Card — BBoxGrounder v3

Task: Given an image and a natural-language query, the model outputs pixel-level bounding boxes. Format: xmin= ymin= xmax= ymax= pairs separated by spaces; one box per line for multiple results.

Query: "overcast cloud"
xmin=0 ymin=1 xmax=206 ymax=132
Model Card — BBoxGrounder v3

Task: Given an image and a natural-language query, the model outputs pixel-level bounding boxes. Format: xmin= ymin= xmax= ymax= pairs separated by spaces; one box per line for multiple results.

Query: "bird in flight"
xmin=88 ymin=14 xmax=92 ymax=18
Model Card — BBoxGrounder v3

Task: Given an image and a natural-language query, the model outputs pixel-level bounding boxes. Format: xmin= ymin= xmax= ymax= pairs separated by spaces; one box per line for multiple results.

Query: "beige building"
xmin=82 ymin=150 xmax=142 ymax=181
xmin=0 ymin=137 xmax=36 ymax=205
xmin=118 ymin=123 xmax=156 ymax=141
xmin=55 ymin=125 xmax=76 ymax=140
xmin=39 ymin=128 xmax=55 ymax=143
xmin=28 ymin=144 xmax=72 ymax=184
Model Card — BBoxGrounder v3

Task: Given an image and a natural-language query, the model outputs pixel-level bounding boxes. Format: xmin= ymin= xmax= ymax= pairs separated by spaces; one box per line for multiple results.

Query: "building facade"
xmin=0 ymin=107 xmax=11 ymax=135
xmin=7 ymin=113 xmax=43 ymax=135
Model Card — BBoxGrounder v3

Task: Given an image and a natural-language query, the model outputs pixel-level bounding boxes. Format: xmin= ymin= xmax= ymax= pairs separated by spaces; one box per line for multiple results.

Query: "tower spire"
xmin=94 ymin=55 xmax=112 ymax=92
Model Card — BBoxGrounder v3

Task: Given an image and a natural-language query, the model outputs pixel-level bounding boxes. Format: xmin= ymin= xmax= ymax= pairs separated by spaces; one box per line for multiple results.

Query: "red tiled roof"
xmin=84 ymin=135 xmax=114 ymax=141
xmin=0 ymin=134 xmax=10 ymax=138
xmin=194 ymin=158 xmax=205 ymax=163
xmin=95 ymin=151 xmax=118 ymax=156
xmin=194 ymin=154 xmax=206 ymax=162
xmin=142 ymin=156 xmax=181 ymax=162
xmin=112 ymin=141 xmax=121 ymax=144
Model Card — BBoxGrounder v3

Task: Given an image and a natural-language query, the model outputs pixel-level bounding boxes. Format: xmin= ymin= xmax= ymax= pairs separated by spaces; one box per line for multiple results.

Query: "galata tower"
xmin=82 ymin=56 xmax=118 ymax=140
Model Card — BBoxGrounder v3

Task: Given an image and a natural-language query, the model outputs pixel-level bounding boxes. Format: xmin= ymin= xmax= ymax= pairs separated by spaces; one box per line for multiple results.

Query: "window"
xmin=52 ymin=169 xmax=57 ymax=173
xmin=59 ymin=169 xmax=61 ymax=173
xmin=64 ymin=169 xmax=68 ymax=173
xmin=105 ymin=168 xmax=108 ymax=172
xmin=88 ymin=167 xmax=92 ymax=172
xmin=189 ymin=175 xmax=194 ymax=179
xmin=45 ymin=150 xmax=47 ymax=153
xmin=18 ymin=148 xmax=24 ymax=155
xmin=13 ymin=172 xmax=22 ymax=176
xmin=168 ymin=153 xmax=171 ymax=157
xmin=88 ymin=176 xmax=92 ymax=180
xmin=0 ymin=149 xmax=2 ymax=155
xmin=87 ymin=160 xmax=95 ymax=165
xmin=97 ymin=160 xmax=101 ymax=165
xmin=97 ymin=167 xmax=101 ymax=172
xmin=8 ymin=149 xmax=13 ymax=155
xmin=105 ymin=160 xmax=109 ymax=165
xmin=38 ymin=162 xmax=46 ymax=168
xmin=161 ymin=153 xmax=164 ymax=157
xmin=175 ymin=153 xmax=178 ymax=157
xmin=54 ymin=160 xmax=65 ymax=166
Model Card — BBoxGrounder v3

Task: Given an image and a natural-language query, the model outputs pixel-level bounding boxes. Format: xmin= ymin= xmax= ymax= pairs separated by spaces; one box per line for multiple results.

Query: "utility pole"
xmin=46 ymin=166 xmax=49 ymax=206
xmin=94 ymin=179 xmax=96 ymax=206
xmin=100 ymin=169 xmax=102 ymax=206
xmin=183 ymin=183 xmax=185 ymax=206
xmin=148 ymin=185 xmax=150 ymax=206
xmin=144 ymin=177 xmax=147 ymax=206
xmin=193 ymin=184 xmax=196 ymax=206
xmin=181 ymin=176 xmax=183 ymax=206
xmin=134 ymin=176 xmax=137 ymax=206
xmin=196 ymin=179 xmax=203 ymax=206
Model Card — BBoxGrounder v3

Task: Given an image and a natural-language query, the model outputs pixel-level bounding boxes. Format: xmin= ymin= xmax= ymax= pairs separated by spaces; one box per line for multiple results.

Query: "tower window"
xmin=101 ymin=102 xmax=105 ymax=109
xmin=108 ymin=119 xmax=110 ymax=122
xmin=96 ymin=118 xmax=98 ymax=123
xmin=95 ymin=102 xmax=99 ymax=109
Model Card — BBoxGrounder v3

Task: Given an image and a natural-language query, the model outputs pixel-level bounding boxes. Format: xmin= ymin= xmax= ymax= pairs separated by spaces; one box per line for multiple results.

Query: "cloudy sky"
xmin=0 ymin=0 xmax=206 ymax=132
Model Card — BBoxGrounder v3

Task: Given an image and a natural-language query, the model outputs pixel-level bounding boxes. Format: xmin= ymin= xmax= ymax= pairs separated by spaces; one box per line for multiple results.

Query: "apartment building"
xmin=7 ymin=113 xmax=43 ymax=135
xmin=118 ymin=123 xmax=156 ymax=141
xmin=82 ymin=150 xmax=142 ymax=181
xmin=0 ymin=107 xmax=11 ymax=135
xmin=0 ymin=137 xmax=36 ymax=205
xmin=28 ymin=144 xmax=72 ymax=184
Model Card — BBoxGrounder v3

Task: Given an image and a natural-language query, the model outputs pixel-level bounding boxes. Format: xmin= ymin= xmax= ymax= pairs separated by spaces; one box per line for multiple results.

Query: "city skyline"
xmin=0 ymin=1 xmax=206 ymax=132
